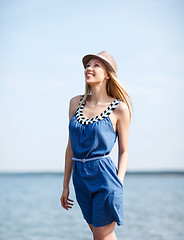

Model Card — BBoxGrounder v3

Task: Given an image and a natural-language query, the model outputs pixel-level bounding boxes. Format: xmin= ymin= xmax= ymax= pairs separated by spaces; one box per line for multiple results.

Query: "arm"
xmin=116 ymin=102 xmax=130 ymax=185
xmin=62 ymin=133 xmax=74 ymax=192
xmin=60 ymin=96 xmax=81 ymax=210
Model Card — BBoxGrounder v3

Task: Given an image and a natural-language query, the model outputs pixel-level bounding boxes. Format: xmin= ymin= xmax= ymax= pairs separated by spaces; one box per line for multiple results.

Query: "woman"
xmin=60 ymin=51 xmax=133 ymax=240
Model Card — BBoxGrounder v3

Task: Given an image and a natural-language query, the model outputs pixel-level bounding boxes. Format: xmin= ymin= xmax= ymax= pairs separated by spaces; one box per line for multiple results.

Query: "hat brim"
xmin=82 ymin=54 xmax=116 ymax=73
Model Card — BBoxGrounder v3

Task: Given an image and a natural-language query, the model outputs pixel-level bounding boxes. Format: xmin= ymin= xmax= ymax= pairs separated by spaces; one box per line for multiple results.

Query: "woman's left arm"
xmin=116 ymin=102 xmax=131 ymax=185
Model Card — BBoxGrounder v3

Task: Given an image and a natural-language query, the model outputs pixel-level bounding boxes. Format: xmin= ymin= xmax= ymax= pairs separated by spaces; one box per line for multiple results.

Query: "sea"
xmin=0 ymin=172 xmax=184 ymax=240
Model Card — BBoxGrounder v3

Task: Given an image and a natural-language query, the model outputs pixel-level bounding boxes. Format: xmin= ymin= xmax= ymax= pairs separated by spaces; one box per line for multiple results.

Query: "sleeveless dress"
xmin=68 ymin=95 xmax=124 ymax=227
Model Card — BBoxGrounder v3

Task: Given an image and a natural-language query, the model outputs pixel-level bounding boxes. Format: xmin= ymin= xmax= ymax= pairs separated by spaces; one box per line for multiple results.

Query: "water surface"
xmin=0 ymin=173 xmax=184 ymax=240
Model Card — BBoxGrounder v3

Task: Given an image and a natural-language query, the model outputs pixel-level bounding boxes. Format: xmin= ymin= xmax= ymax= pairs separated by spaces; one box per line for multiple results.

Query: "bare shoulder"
xmin=116 ymin=101 xmax=129 ymax=113
xmin=70 ymin=94 xmax=83 ymax=106
xmin=115 ymin=101 xmax=130 ymax=124
xmin=69 ymin=94 xmax=83 ymax=116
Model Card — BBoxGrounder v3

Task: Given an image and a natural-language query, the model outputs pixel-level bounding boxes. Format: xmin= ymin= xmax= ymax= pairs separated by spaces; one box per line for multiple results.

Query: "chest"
xmin=82 ymin=102 xmax=114 ymax=119
xmin=75 ymin=97 xmax=122 ymax=132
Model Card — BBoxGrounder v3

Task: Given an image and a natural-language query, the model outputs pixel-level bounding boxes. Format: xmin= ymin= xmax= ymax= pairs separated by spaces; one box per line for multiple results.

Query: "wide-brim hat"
xmin=82 ymin=51 xmax=117 ymax=73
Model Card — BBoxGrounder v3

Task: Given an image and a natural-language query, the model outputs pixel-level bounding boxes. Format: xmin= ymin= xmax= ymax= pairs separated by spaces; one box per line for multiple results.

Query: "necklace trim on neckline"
xmin=75 ymin=97 xmax=122 ymax=125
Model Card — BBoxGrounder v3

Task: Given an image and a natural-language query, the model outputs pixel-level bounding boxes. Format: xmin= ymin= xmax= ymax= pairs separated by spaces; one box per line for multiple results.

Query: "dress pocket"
xmin=115 ymin=173 xmax=123 ymax=188
xmin=107 ymin=158 xmax=124 ymax=188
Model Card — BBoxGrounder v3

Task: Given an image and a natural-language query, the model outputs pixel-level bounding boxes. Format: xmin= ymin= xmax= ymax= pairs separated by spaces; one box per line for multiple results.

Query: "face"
xmin=84 ymin=58 xmax=109 ymax=85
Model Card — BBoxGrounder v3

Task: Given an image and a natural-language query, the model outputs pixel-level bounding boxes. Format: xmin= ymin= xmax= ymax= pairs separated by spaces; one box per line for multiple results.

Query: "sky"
xmin=0 ymin=0 xmax=183 ymax=172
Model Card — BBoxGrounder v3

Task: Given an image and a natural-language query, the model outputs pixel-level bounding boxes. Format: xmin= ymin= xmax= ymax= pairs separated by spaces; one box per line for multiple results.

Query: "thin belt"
xmin=72 ymin=154 xmax=110 ymax=163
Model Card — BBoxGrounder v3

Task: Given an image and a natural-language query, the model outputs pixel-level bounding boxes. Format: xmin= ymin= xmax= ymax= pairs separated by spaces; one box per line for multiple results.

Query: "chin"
xmin=85 ymin=79 xmax=101 ymax=85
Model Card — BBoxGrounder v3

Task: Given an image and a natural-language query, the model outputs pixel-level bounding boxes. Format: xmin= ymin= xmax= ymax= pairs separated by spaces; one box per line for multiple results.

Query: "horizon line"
xmin=0 ymin=170 xmax=184 ymax=175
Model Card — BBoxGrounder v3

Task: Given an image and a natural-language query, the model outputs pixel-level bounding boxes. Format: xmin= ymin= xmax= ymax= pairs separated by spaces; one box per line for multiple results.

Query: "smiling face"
xmin=84 ymin=58 xmax=110 ymax=85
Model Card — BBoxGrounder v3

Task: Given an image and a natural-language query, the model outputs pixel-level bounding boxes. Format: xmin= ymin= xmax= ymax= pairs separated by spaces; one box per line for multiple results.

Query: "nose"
xmin=85 ymin=66 xmax=93 ymax=75
xmin=86 ymin=65 xmax=92 ymax=71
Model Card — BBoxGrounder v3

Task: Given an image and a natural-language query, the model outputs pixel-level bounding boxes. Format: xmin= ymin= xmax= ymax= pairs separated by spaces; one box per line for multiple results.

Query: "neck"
xmin=89 ymin=82 xmax=109 ymax=104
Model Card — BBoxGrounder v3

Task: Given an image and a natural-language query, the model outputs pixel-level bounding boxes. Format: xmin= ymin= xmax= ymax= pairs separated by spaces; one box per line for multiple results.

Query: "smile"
xmin=86 ymin=72 xmax=95 ymax=78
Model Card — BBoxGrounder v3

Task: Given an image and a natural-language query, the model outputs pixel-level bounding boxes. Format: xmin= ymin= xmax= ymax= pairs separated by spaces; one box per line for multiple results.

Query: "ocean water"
xmin=0 ymin=173 xmax=184 ymax=240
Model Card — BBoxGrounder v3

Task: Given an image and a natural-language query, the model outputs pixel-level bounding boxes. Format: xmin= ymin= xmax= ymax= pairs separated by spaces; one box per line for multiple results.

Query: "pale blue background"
xmin=0 ymin=0 xmax=183 ymax=172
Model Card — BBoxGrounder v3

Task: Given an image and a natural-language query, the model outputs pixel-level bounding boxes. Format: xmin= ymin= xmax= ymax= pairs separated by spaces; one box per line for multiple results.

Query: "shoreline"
xmin=0 ymin=170 xmax=184 ymax=176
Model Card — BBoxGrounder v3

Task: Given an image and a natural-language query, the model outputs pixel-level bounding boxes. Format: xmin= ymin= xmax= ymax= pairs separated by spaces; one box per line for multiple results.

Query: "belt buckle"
xmin=82 ymin=158 xmax=85 ymax=163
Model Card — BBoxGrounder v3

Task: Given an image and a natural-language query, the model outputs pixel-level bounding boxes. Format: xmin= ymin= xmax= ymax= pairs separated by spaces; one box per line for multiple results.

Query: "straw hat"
xmin=82 ymin=51 xmax=117 ymax=73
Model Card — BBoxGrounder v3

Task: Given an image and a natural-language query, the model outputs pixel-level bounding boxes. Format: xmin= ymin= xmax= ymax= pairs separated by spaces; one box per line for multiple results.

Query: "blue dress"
xmin=69 ymin=95 xmax=124 ymax=227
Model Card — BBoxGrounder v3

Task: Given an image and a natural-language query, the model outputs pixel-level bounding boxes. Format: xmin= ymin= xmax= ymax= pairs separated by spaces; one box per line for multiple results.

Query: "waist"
xmin=72 ymin=154 xmax=110 ymax=163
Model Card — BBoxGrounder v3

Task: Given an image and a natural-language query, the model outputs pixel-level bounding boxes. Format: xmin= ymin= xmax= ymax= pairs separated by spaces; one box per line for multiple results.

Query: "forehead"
xmin=88 ymin=58 xmax=105 ymax=65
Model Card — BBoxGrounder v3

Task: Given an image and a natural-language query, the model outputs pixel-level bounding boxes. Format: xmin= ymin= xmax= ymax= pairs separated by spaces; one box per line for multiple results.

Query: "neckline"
xmin=81 ymin=99 xmax=118 ymax=121
xmin=75 ymin=98 xmax=121 ymax=125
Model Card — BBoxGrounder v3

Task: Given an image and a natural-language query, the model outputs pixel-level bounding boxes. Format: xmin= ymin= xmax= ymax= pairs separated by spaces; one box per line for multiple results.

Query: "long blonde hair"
xmin=75 ymin=69 xmax=133 ymax=122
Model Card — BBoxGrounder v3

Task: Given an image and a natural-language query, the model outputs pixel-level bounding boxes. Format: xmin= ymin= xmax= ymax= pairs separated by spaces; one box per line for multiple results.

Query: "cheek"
xmin=99 ymin=69 xmax=106 ymax=78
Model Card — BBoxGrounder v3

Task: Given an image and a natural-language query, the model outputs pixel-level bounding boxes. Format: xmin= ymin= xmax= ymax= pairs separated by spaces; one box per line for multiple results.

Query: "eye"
xmin=86 ymin=63 xmax=90 ymax=68
xmin=94 ymin=63 xmax=100 ymax=67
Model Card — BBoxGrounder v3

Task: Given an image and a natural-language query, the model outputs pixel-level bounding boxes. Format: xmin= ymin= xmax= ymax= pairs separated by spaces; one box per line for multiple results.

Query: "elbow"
xmin=119 ymin=150 xmax=128 ymax=158
xmin=66 ymin=144 xmax=73 ymax=158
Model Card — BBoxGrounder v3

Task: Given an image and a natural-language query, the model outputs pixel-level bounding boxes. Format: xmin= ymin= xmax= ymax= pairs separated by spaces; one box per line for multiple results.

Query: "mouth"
xmin=86 ymin=72 xmax=95 ymax=78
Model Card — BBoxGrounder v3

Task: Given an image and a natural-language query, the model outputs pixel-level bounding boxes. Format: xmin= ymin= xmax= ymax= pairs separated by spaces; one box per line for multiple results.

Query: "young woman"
xmin=60 ymin=51 xmax=133 ymax=240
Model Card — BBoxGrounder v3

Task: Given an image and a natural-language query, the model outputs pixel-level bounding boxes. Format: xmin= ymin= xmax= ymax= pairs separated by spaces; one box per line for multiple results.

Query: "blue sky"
xmin=0 ymin=0 xmax=183 ymax=172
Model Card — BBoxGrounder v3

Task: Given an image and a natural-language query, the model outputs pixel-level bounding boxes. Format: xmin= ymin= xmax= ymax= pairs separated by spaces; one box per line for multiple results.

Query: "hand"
xmin=60 ymin=188 xmax=74 ymax=210
xmin=117 ymin=174 xmax=124 ymax=186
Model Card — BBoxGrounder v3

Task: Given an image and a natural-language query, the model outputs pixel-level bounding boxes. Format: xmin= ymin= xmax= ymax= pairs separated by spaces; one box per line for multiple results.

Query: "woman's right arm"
xmin=60 ymin=95 xmax=82 ymax=210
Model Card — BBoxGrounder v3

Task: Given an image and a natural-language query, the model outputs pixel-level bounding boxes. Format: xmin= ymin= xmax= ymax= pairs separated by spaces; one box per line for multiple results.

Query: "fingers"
xmin=66 ymin=198 xmax=74 ymax=209
xmin=60 ymin=196 xmax=74 ymax=210
xmin=63 ymin=200 xmax=73 ymax=210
